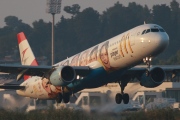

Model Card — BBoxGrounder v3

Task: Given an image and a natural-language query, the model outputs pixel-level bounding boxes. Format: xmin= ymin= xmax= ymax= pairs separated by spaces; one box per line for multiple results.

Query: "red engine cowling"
xmin=140 ymin=67 xmax=166 ymax=88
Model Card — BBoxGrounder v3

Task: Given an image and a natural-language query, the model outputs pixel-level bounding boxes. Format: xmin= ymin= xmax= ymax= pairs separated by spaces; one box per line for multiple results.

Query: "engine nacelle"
xmin=140 ymin=67 xmax=166 ymax=88
xmin=49 ymin=66 xmax=76 ymax=86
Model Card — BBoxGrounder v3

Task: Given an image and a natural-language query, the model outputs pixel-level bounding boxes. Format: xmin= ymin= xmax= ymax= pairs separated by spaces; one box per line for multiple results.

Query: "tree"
xmin=73 ymin=7 xmax=101 ymax=50
xmin=0 ymin=16 xmax=32 ymax=59
xmin=100 ymin=2 xmax=151 ymax=40
xmin=30 ymin=19 xmax=51 ymax=60
xmin=4 ymin=16 xmax=32 ymax=34
xmin=152 ymin=4 xmax=172 ymax=59
xmin=4 ymin=16 xmax=21 ymax=27
xmin=170 ymin=0 xmax=180 ymax=53
xmin=64 ymin=4 xmax=80 ymax=16
xmin=55 ymin=16 xmax=78 ymax=61
xmin=100 ymin=2 xmax=126 ymax=40
xmin=170 ymin=0 xmax=179 ymax=37
xmin=152 ymin=4 xmax=171 ymax=33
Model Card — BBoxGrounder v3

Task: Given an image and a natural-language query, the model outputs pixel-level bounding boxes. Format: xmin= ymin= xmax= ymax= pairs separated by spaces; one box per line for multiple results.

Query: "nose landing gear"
xmin=143 ymin=57 xmax=152 ymax=76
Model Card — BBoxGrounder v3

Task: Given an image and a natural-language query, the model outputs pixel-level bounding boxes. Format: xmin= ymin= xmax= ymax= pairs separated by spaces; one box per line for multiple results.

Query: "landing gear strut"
xmin=56 ymin=93 xmax=62 ymax=103
xmin=56 ymin=87 xmax=70 ymax=103
xmin=56 ymin=93 xmax=70 ymax=103
xmin=62 ymin=93 xmax=70 ymax=103
xmin=115 ymin=81 xmax=129 ymax=104
xmin=143 ymin=57 xmax=152 ymax=76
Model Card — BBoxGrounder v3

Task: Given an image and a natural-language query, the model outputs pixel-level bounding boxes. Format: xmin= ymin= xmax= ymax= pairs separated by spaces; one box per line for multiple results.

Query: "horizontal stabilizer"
xmin=0 ymin=84 xmax=25 ymax=90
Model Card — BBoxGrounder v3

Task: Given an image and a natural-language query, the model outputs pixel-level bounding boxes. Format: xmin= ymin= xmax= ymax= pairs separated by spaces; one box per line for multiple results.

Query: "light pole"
xmin=46 ymin=0 xmax=61 ymax=65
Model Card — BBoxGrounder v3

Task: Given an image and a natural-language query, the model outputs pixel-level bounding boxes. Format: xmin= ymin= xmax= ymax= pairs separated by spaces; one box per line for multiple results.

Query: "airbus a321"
xmin=0 ymin=23 xmax=172 ymax=104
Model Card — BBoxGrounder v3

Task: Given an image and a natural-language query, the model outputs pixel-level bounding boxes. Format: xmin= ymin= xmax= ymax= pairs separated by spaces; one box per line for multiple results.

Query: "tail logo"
xmin=21 ymin=47 xmax=28 ymax=64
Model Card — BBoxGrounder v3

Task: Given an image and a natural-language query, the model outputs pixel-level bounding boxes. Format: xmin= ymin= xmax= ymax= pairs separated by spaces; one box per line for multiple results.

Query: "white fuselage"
xmin=16 ymin=24 xmax=169 ymax=99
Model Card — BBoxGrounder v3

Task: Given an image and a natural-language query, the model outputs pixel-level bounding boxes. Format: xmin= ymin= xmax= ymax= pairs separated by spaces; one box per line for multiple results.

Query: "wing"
xmin=123 ymin=65 xmax=180 ymax=81
xmin=0 ymin=64 xmax=91 ymax=80
xmin=0 ymin=64 xmax=52 ymax=76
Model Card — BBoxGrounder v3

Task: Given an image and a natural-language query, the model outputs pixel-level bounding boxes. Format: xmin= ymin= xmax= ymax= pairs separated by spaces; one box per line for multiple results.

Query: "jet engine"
xmin=49 ymin=66 xmax=76 ymax=86
xmin=140 ymin=67 xmax=166 ymax=88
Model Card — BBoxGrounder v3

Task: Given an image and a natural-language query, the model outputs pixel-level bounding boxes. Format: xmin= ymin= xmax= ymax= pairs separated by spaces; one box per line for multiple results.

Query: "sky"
xmin=0 ymin=0 xmax=173 ymax=27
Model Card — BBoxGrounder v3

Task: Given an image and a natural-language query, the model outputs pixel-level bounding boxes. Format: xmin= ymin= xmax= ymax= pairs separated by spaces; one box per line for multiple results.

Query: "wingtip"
xmin=17 ymin=32 xmax=27 ymax=44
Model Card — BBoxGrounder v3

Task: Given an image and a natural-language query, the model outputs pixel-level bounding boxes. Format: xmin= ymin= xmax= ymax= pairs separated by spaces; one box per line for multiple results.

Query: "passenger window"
xmin=146 ymin=29 xmax=150 ymax=33
xmin=159 ymin=29 xmax=165 ymax=32
xmin=142 ymin=30 xmax=146 ymax=35
xmin=151 ymin=29 xmax=159 ymax=32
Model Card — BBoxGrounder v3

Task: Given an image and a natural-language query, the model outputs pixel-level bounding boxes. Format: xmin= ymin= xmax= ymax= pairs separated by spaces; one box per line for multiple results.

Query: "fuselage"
xmin=17 ymin=24 xmax=169 ymax=99
xmin=56 ymin=24 xmax=169 ymax=70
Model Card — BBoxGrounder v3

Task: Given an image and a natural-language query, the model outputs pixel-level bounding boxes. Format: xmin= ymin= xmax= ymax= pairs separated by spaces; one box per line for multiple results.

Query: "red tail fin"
xmin=17 ymin=32 xmax=38 ymax=80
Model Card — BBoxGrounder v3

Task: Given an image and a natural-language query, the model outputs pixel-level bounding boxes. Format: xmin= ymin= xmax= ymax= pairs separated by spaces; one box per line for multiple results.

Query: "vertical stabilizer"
xmin=17 ymin=32 xmax=38 ymax=80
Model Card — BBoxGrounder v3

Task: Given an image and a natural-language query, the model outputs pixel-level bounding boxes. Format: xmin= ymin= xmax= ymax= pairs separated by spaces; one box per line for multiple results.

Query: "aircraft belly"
xmin=68 ymin=67 xmax=127 ymax=93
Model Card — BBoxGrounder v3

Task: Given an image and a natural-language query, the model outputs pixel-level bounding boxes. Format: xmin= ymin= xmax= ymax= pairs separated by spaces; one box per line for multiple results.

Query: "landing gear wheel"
xmin=56 ymin=93 xmax=62 ymax=103
xmin=123 ymin=93 xmax=129 ymax=104
xmin=63 ymin=93 xmax=70 ymax=103
xmin=115 ymin=93 xmax=122 ymax=104
xmin=115 ymin=81 xmax=130 ymax=104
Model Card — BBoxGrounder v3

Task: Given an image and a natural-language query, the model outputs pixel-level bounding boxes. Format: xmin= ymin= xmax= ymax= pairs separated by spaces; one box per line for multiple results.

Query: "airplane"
xmin=0 ymin=23 xmax=171 ymax=104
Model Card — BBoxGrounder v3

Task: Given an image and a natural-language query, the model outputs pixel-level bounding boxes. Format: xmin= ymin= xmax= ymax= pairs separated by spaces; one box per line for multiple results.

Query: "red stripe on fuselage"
xmin=17 ymin=32 xmax=26 ymax=44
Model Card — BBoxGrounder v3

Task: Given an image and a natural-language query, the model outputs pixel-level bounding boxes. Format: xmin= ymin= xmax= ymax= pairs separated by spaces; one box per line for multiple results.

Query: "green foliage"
xmin=73 ymin=7 xmax=100 ymax=47
xmin=0 ymin=108 xmax=118 ymax=120
xmin=1 ymin=108 xmax=180 ymax=120
xmin=124 ymin=108 xmax=175 ymax=120
xmin=156 ymin=50 xmax=180 ymax=65
xmin=30 ymin=19 xmax=51 ymax=58
xmin=64 ymin=4 xmax=80 ymax=16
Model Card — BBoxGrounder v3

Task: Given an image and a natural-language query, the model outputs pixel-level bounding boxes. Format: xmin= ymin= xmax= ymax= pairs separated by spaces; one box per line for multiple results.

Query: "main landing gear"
xmin=115 ymin=81 xmax=129 ymax=104
xmin=56 ymin=93 xmax=62 ymax=103
xmin=56 ymin=87 xmax=70 ymax=103
xmin=56 ymin=93 xmax=70 ymax=103
xmin=143 ymin=57 xmax=152 ymax=76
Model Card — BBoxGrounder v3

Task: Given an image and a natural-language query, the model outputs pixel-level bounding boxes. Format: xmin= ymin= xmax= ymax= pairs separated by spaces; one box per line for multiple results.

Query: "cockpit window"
xmin=159 ymin=29 xmax=165 ymax=32
xmin=142 ymin=30 xmax=146 ymax=35
xmin=141 ymin=28 xmax=166 ymax=35
xmin=146 ymin=29 xmax=150 ymax=33
xmin=151 ymin=29 xmax=159 ymax=32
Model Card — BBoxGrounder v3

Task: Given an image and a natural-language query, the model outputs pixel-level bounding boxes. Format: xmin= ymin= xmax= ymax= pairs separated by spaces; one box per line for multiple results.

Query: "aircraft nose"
xmin=154 ymin=32 xmax=169 ymax=53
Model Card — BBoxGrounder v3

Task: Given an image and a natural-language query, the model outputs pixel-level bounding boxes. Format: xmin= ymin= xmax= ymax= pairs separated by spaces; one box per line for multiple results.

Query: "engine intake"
xmin=49 ymin=66 xmax=76 ymax=86
xmin=140 ymin=67 xmax=166 ymax=88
